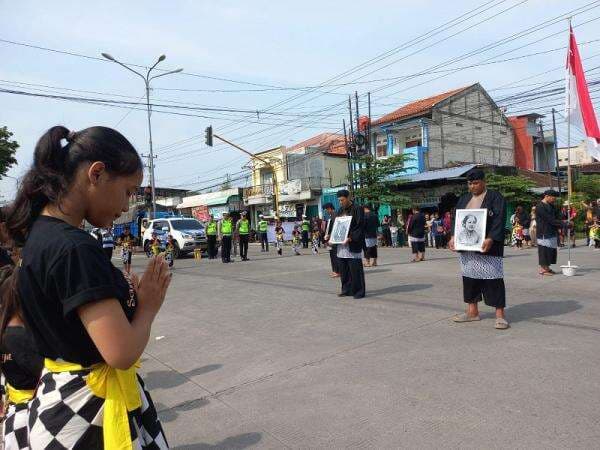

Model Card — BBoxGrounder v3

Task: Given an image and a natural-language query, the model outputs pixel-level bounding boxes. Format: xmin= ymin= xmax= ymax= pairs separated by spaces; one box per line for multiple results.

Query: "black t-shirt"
xmin=19 ymin=216 xmax=137 ymax=367
xmin=0 ymin=326 xmax=43 ymax=390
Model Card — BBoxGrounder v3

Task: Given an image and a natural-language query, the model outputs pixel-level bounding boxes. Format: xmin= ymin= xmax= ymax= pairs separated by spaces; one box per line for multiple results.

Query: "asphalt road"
xmin=130 ymin=242 xmax=600 ymax=449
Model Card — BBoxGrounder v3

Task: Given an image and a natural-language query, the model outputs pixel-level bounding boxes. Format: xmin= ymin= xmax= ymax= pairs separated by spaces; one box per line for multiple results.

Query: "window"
xmin=455 ymin=122 xmax=463 ymax=127
xmin=171 ymin=219 xmax=203 ymax=230
xmin=500 ymin=130 xmax=507 ymax=135
xmin=475 ymin=126 xmax=482 ymax=131
xmin=153 ymin=221 xmax=168 ymax=230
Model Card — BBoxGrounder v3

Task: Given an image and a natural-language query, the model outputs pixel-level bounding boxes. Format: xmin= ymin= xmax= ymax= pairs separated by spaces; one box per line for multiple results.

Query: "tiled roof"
xmin=287 ymin=133 xmax=347 ymax=155
xmin=372 ymin=85 xmax=472 ymax=126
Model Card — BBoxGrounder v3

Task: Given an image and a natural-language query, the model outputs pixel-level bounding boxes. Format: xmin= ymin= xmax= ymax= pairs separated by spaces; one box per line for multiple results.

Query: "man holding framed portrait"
xmin=331 ymin=189 xmax=366 ymax=299
xmin=449 ymin=169 xmax=509 ymax=330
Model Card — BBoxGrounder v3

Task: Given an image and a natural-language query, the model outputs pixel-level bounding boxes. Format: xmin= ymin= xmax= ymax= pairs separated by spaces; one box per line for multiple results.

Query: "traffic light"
xmin=205 ymin=125 xmax=213 ymax=147
xmin=353 ymin=132 xmax=369 ymax=156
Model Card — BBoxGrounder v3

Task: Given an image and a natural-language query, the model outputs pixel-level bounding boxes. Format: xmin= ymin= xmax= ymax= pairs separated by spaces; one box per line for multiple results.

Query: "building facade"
xmin=508 ymin=113 xmax=556 ymax=172
xmin=557 ymin=141 xmax=596 ymax=167
xmin=370 ymin=83 xmax=515 ymax=173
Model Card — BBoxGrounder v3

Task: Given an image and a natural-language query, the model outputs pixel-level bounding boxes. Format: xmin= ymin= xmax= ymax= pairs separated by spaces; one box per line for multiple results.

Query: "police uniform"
xmin=301 ymin=218 xmax=310 ymax=248
xmin=220 ymin=216 xmax=234 ymax=263
xmin=206 ymin=219 xmax=218 ymax=259
xmin=258 ymin=218 xmax=269 ymax=251
xmin=237 ymin=217 xmax=250 ymax=261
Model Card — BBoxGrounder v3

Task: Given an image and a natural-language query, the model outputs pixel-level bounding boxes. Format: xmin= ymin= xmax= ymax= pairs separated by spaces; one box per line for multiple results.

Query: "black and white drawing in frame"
xmin=454 ymin=208 xmax=487 ymax=252
xmin=329 ymin=215 xmax=353 ymax=244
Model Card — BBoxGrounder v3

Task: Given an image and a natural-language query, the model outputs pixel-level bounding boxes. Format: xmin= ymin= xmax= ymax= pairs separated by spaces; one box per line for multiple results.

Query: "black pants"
xmin=411 ymin=241 xmax=425 ymax=254
xmin=221 ymin=235 xmax=232 ymax=262
xmin=329 ymin=244 xmax=340 ymax=274
xmin=207 ymin=235 xmax=217 ymax=259
xmin=463 ymin=277 xmax=506 ymax=308
xmin=103 ymin=247 xmax=113 ymax=260
xmin=538 ymin=244 xmax=557 ymax=266
xmin=339 ymin=258 xmax=366 ymax=298
xmin=302 ymin=230 xmax=309 ymax=248
xmin=239 ymin=234 xmax=249 ymax=259
xmin=382 ymin=228 xmax=392 ymax=247
xmin=260 ymin=232 xmax=269 ymax=251
xmin=434 ymin=235 xmax=444 ymax=249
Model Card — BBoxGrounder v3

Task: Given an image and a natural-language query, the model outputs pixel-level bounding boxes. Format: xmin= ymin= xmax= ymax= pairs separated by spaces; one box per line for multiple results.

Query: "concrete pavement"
xmin=132 ymin=243 xmax=600 ymax=449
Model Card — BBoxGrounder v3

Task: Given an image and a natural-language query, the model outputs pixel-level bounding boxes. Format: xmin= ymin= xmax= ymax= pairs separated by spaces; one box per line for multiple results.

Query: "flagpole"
xmin=566 ymin=18 xmax=573 ymax=267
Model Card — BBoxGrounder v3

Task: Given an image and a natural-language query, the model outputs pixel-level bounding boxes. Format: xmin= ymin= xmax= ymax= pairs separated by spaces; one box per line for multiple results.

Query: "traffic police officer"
xmin=301 ymin=214 xmax=310 ymax=248
xmin=236 ymin=211 xmax=251 ymax=261
xmin=258 ymin=214 xmax=269 ymax=252
xmin=219 ymin=211 xmax=234 ymax=263
xmin=206 ymin=214 xmax=218 ymax=259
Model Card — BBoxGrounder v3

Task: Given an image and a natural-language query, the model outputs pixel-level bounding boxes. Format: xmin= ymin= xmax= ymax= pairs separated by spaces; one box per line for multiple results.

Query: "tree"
xmin=574 ymin=174 xmax=600 ymax=201
xmin=0 ymin=126 xmax=18 ymax=178
xmin=352 ymin=154 xmax=411 ymax=209
xmin=485 ymin=174 xmax=537 ymax=205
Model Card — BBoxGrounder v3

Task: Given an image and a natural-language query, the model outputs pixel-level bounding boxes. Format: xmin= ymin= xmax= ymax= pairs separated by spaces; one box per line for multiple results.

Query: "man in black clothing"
xmin=363 ymin=205 xmax=379 ymax=267
xmin=407 ymin=207 xmax=426 ymax=262
xmin=536 ymin=190 xmax=568 ymax=275
xmin=323 ymin=203 xmax=340 ymax=277
xmin=449 ymin=169 xmax=509 ymax=330
xmin=335 ymin=190 xmax=366 ymax=299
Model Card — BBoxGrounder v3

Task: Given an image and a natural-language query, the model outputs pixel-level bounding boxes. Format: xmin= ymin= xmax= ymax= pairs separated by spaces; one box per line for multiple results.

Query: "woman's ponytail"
xmin=5 ymin=126 xmax=70 ymax=245
xmin=0 ymin=264 xmax=20 ymax=345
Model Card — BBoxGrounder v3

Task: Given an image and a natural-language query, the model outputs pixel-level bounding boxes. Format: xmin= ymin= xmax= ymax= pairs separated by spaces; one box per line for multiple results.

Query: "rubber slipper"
xmin=495 ymin=318 xmax=510 ymax=330
xmin=452 ymin=313 xmax=481 ymax=323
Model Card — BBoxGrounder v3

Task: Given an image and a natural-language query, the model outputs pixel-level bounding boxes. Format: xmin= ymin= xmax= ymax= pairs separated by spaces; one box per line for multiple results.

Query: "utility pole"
xmin=539 ymin=121 xmax=552 ymax=188
xmin=348 ymin=95 xmax=356 ymax=193
xmin=551 ymin=108 xmax=562 ymax=195
xmin=343 ymin=119 xmax=354 ymax=195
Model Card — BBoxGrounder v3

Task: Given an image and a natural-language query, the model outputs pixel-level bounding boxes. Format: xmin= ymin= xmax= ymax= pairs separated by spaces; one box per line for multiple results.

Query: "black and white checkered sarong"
xmin=4 ymin=402 xmax=29 ymax=449
xmin=28 ymin=368 xmax=168 ymax=449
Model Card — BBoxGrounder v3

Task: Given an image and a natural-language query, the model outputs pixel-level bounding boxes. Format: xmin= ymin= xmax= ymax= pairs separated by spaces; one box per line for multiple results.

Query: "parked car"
xmin=143 ymin=217 xmax=207 ymax=259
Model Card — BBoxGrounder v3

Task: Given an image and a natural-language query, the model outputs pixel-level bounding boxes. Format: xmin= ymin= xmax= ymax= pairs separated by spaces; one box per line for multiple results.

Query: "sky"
xmin=1 ymin=0 xmax=599 ymax=200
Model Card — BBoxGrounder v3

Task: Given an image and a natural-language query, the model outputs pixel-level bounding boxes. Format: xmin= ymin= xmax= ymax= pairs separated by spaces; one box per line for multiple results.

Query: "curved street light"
xmin=102 ymin=52 xmax=183 ymax=218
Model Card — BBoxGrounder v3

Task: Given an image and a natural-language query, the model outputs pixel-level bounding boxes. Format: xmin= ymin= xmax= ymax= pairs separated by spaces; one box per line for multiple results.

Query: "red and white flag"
xmin=565 ymin=26 xmax=600 ymax=161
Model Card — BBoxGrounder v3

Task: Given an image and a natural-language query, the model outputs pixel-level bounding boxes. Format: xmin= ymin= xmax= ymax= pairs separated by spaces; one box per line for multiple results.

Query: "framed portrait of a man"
xmin=329 ymin=216 xmax=352 ymax=244
xmin=454 ymin=209 xmax=487 ymax=251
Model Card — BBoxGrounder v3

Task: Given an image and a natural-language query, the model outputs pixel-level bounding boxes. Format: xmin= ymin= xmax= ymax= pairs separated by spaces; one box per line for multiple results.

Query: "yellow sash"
xmin=6 ymin=383 xmax=35 ymax=405
xmin=45 ymin=358 xmax=141 ymax=450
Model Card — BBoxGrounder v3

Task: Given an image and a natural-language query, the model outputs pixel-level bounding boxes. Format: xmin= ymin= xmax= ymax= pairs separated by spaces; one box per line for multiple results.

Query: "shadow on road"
xmin=145 ymin=364 xmax=223 ymax=390
xmin=172 ymin=432 xmax=262 ymax=449
xmin=368 ymin=283 xmax=433 ymax=297
xmin=157 ymin=397 xmax=211 ymax=423
xmin=482 ymin=300 xmax=582 ymax=323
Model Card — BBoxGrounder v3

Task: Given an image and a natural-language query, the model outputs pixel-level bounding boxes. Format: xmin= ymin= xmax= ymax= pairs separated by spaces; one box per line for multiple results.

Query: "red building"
xmin=508 ymin=113 xmax=555 ymax=171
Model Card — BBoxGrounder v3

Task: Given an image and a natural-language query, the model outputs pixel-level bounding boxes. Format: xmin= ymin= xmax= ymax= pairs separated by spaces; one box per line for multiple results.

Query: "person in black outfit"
xmin=363 ymin=205 xmax=379 ymax=267
xmin=0 ymin=265 xmax=44 ymax=448
xmin=4 ymin=125 xmax=170 ymax=448
xmin=323 ymin=203 xmax=340 ymax=277
xmin=407 ymin=207 xmax=426 ymax=262
xmin=449 ymin=169 xmax=509 ymax=330
xmin=335 ymin=190 xmax=366 ymax=299
xmin=536 ymin=190 xmax=568 ymax=275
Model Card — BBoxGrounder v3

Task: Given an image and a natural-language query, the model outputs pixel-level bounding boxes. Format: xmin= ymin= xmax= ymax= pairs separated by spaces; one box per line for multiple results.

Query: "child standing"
xmin=275 ymin=221 xmax=284 ymax=256
xmin=292 ymin=225 xmax=302 ymax=255
xmin=311 ymin=227 xmax=320 ymax=255
xmin=513 ymin=218 xmax=524 ymax=249
xmin=150 ymin=232 xmax=162 ymax=257
xmin=164 ymin=234 xmax=175 ymax=268
xmin=117 ymin=226 xmax=134 ymax=274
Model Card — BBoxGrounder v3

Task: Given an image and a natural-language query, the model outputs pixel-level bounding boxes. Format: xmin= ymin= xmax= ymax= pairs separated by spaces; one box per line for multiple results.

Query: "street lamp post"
xmin=101 ymin=52 xmax=182 ymax=218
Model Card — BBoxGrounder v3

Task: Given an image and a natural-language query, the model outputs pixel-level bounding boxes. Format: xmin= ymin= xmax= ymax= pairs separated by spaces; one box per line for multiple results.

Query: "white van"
xmin=143 ymin=217 xmax=207 ymax=258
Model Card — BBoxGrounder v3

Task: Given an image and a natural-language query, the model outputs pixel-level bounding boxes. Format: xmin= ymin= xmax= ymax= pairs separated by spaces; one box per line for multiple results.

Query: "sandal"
xmin=539 ymin=270 xmax=554 ymax=276
xmin=495 ymin=318 xmax=510 ymax=330
xmin=452 ymin=313 xmax=481 ymax=323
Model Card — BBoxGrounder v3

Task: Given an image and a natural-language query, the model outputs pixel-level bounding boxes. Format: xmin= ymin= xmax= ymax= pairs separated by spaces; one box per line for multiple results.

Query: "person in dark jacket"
xmin=323 ymin=203 xmax=340 ymax=278
xmin=536 ymin=190 xmax=567 ymax=275
xmin=407 ymin=207 xmax=426 ymax=262
xmin=449 ymin=169 xmax=509 ymax=330
xmin=363 ymin=205 xmax=379 ymax=267
xmin=335 ymin=190 xmax=366 ymax=299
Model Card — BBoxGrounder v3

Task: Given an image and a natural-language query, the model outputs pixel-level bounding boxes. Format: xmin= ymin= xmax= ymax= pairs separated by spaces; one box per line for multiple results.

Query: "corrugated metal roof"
xmin=397 ymin=164 xmax=477 ymax=182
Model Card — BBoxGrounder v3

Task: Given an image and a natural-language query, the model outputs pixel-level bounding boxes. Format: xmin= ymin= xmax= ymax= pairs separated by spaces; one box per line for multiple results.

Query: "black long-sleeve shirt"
xmin=407 ymin=212 xmax=426 ymax=239
xmin=535 ymin=201 xmax=563 ymax=238
xmin=364 ymin=212 xmax=379 ymax=239
xmin=452 ymin=189 xmax=507 ymax=257
xmin=336 ymin=202 xmax=365 ymax=253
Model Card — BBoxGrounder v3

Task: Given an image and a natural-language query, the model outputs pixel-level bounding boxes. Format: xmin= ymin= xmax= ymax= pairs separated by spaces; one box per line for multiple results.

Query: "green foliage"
xmin=0 ymin=126 xmax=19 ymax=178
xmin=352 ymin=154 xmax=411 ymax=209
xmin=485 ymin=174 xmax=537 ymax=205
xmin=574 ymin=174 xmax=600 ymax=201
